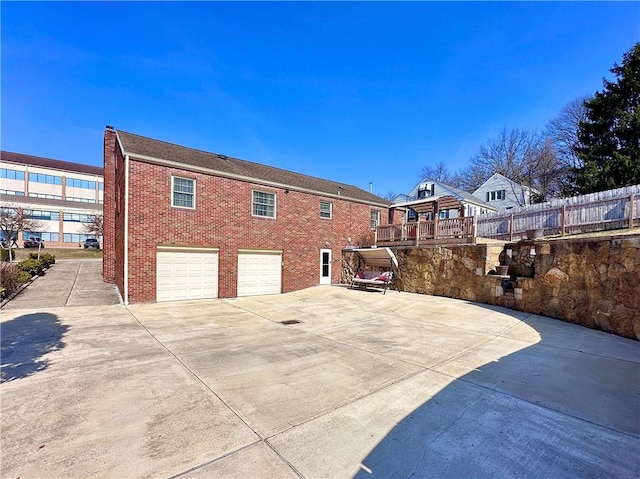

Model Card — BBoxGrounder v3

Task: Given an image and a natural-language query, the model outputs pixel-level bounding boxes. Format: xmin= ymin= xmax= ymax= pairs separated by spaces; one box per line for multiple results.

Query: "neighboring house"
xmin=473 ymin=173 xmax=538 ymax=210
xmin=392 ymin=179 xmax=496 ymax=220
xmin=102 ymin=127 xmax=391 ymax=304
xmin=0 ymin=151 xmax=103 ymax=247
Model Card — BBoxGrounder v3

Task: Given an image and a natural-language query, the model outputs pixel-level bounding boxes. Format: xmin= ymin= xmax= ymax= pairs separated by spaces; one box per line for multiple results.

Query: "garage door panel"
xmin=156 ymin=249 xmax=218 ymax=302
xmin=237 ymin=252 xmax=282 ymax=297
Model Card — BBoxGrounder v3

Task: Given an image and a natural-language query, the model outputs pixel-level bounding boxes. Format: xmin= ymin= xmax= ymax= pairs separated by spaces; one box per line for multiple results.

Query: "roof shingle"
xmin=116 ymin=130 xmax=390 ymax=206
xmin=1 ymin=151 xmax=103 ymax=176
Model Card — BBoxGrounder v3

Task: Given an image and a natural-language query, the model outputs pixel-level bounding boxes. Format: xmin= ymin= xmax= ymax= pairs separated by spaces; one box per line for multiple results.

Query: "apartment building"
xmin=0 ymin=151 xmax=103 ymax=247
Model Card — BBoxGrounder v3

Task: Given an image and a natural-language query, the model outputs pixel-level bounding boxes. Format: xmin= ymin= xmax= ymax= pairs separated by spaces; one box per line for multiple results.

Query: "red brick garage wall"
xmin=124 ymin=160 xmax=388 ymax=303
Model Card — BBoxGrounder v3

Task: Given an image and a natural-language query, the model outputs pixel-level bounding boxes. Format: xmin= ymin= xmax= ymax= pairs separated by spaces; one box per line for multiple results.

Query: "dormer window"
xmin=417 ymin=182 xmax=435 ymax=198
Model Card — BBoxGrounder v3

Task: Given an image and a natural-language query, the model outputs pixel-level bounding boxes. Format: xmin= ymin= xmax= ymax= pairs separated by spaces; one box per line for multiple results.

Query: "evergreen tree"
xmin=572 ymin=43 xmax=640 ymax=194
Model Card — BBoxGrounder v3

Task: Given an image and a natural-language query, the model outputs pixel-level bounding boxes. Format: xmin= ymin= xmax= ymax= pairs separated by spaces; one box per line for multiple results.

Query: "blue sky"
xmin=2 ymin=2 xmax=639 ymax=197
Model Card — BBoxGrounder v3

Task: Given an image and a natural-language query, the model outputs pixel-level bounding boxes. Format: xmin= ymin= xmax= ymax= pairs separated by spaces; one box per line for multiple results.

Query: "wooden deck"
xmin=375 ymin=217 xmax=475 ymax=247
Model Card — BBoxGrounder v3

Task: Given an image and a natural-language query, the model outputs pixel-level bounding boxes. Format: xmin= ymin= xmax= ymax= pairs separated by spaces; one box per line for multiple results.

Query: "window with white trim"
xmin=320 ymin=201 xmax=332 ymax=219
xmin=172 ymin=176 xmax=195 ymax=209
xmin=487 ymin=189 xmax=506 ymax=202
xmin=252 ymin=190 xmax=276 ymax=218
xmin=370 ymin=210 xmax=380 ymax=230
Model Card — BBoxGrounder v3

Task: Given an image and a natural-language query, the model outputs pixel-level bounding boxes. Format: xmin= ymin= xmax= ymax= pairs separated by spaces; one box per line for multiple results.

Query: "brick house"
xmin=103 ymin=127 xmax=392 ymax=303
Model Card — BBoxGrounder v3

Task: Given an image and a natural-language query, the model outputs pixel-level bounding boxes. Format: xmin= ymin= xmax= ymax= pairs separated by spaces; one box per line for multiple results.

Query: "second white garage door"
xmin=157 ymin=247 xmax=219 ymax=302
xmin=237 ymin=250 xmax=282 ymax=297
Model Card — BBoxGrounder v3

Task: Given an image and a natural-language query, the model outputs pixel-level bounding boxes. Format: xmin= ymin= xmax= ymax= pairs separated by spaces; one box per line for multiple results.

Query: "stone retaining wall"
xmin=342 ymin=235 xmax=640 ymax=340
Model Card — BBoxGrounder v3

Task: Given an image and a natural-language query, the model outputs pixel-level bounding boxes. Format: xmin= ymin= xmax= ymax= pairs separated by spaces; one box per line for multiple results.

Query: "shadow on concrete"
xmin=1 ymin=313 xmax=68 ymax=383
xmin=352 ymin=304 xmax=639 ymax=478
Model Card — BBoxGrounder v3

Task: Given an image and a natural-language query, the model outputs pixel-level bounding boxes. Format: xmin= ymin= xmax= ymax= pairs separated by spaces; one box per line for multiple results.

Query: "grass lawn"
xmin=11 ymin=247 xmax=103 ymax=261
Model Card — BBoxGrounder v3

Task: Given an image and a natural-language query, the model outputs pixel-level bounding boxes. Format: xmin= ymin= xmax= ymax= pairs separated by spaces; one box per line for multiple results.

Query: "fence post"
xmin=561 ymin=205 xmax=566 ymax=236
xmin=630 ymin=194 xmax=635 ymax=229
xmin=509 ymin=214 xmax=514 ymax=242
xmin=434 ymin=216 xmax=439 ymax=241
xmin=471 ymin=216 xmax=476 ymax=243
xmin=416 ymin=215 xmax=420 ymax=246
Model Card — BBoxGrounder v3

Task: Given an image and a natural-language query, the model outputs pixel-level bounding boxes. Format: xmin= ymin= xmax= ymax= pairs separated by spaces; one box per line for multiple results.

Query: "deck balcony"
xmin=375 ymin=216 xmax=476 ymax=247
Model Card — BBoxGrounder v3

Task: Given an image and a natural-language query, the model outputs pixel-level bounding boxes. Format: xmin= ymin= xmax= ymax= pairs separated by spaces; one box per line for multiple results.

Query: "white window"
xmin=487 ymin=190 xmax=506 ymax=202
xmin=320 ymin=201 xmax=332 ymax=219
xmin=370 ymin=210 xmax=380 ymax=230
xmin=252 ymin=190 xmax=276 ymax=218
xmin=172 ymin=176 xmax=195 ymax=209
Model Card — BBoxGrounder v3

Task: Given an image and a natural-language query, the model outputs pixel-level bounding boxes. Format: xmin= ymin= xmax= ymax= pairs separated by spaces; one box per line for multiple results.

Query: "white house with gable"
xmin=473 ymin=173 xmax=538 ymax=210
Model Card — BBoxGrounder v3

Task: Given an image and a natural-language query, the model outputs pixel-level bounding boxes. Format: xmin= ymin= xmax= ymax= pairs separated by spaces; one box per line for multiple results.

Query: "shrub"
xmin=17 ymin=258 xmax=45 ymax=277
xmin=16 ymin=271 xmax=32 ymax=284
xmin=0 ymin=262 xmax=20 ymax=295
xmin=1 ymin=248 xmax=16 ymax=262
xmin=29 ymin=252 xmax=56 ymax=268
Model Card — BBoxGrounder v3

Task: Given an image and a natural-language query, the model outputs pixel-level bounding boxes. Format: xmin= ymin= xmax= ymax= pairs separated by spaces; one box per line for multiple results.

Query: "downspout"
xmin=124 ymin=154 xmax=130 ymax=305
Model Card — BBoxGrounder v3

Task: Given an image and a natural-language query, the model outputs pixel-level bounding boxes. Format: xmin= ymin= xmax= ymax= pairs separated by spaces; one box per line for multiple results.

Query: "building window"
xmin=98 ymin=183 xmax=104 ymax=191
xmin=23 ymin=231 xmax=59 ymax=242
xmin=29 ymin=210 xmax=60 ymax=221
xmin=487 ymin=190 xmax=506 ymax=202
xmin=252 ymin=190 xmax=276 ymax=218
xmin=172 ymin=176 xmax=195 ymax=209
xmin=418 ymin=183 xmax=435 ymax=198
xmin=63 ymin=212 xmax=95 ymax=222
xmin=29 ymin=192 xmax=62 ymax=200
xmin=370 ymin=210 xmax=380 ymax=230
xmin=320 ymin=201 xmax=332 ymax=219
xmin=66 ymin=196 xmax=96 ymax=203
xmin=1 ymin=168 xmax=25 ymax=180
xmin=63 ymin=233 xmax=90 ymax=243
xmin=0 ymin=189 xmax=25 ymax=196
xmin=28 ymin=172 xmax=62 ymax=185
xmin=67 ymin=178 xmax=96 ymax=190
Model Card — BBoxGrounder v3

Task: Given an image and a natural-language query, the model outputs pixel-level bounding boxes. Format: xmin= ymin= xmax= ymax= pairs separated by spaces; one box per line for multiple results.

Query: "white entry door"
xmin=156 ymin=247 xmax=219 ymax=302
xmin=320 ymin=249 xmax=332 ymax=285
xmin=237 ymin=250 xmax=282 ymax=297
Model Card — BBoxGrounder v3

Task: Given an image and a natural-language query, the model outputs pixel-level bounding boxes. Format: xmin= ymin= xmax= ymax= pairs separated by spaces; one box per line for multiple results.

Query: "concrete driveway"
xmin=1 ymin=286 xmax=638 ymax=478
xmin=2 ymin=259 xmax=120 ymax=309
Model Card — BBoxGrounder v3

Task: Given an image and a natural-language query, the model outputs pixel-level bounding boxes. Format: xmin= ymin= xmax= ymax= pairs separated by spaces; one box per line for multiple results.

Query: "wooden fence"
xmin=476 ymin=185 xmax=640 ymax=241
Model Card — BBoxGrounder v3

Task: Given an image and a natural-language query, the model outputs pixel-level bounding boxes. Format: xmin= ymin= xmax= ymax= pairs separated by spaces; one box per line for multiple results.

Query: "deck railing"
xmin=376 ymin=216 xmax=475 ymax=246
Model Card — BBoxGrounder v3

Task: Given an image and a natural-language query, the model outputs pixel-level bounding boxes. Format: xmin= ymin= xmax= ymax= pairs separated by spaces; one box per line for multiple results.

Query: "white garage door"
xmin=237 ymin=250 xmax=282 ymax=297
xmin=156 ymin=247 xmax=219 ymax=302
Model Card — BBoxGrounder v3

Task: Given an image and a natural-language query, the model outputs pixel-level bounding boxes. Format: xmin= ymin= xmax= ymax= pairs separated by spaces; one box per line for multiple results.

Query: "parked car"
xmin=84 ymin=238 xmax=100 ymax=249
xmin=23 ymin=237 xmax=45 ymax=248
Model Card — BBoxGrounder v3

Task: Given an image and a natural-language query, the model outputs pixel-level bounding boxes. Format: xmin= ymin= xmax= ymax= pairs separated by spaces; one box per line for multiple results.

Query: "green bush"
xmin=16 ymin=271 xmax=32 ymax=284
xmin=1 ymin=248 xmax=16 ymax=262
xmin=17 ymin=258 xmax=44 ymax=277
xmin=29 ymin=252 xmax=56 ymax=267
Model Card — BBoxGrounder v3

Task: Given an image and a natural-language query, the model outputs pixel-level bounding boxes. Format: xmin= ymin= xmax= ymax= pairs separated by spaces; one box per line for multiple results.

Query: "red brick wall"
xmin=102 ymin=128 xmax=126 ymax=297
xmin=121 ymin=159 xmax=389 ymax=303
xmin=102 ymin=128 xmax=116 ymax=282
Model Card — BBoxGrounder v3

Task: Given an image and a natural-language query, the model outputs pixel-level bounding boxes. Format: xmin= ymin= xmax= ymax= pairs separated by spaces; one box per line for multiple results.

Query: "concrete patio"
xmin=1 ymin=286 xmax=638 ymax=478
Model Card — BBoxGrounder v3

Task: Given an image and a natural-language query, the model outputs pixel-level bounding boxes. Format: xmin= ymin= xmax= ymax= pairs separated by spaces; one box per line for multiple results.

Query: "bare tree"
xmin=81 ymin=214 xmax=103 ymax=240
xmin=0 ymin=206 xmax=44 ymax=261
xmin=544 ymin=96 xmax=588 ymax=167
xmin=461 ymin=128 xmax=569 ymax=204
xmin=420 ymin=161 xmax=452 ymax=183
xmin=530 ymin=138 xmax=565 ymax=202
xmin=543 ymin=96 xmax=589 ymax=194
